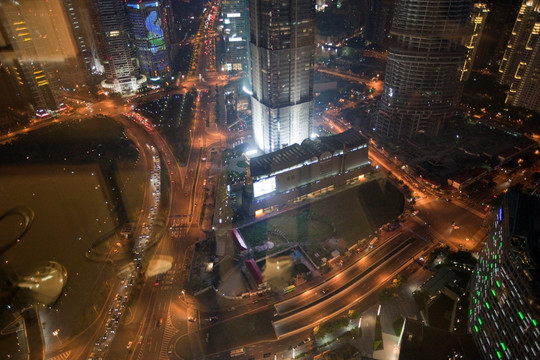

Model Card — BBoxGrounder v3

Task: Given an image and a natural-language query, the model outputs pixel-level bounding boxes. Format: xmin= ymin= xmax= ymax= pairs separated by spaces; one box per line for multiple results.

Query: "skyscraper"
xmin=376 ymin=0 xmax=473 ymax=139
xmin=0 ymin=0 xmax=65 ymax=111
xmin=365 ymin=0 xmax=395 ymax=49
xmin=249 ymin=0 xmax=315 ymax=154
xmin=460 ymin=3 xmax=489 ymax=82
xmin=92 ymin=0 xmax=146 ymax=94
xmin=62 ymin=0 xmax=103 ymax=80
xmin=469 ymin=190 xmax=540 ymax=360
xmin=125 ymin=0 xmax=171 ymax=87
xmin=221 ymin=0 xmax=249 ymax=72
xmin=497 ymin=0 xmax=540 ymax=112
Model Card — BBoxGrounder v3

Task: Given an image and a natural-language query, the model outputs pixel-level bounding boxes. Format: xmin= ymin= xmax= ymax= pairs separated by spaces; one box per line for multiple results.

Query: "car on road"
xmin=126 ymin=341 xmax=133 ymax=350
xmin=303 ymin=337 xmax=311 ymax=344
xmin=188 ymin=316 xmax=197 ymax=322
xmin=138 ymin=336 xmax=143 ymax=344
xmin=321 ymin=288 xmax=330 ymax=295
xmin=147 ymin=337 xmax=152 ymax=344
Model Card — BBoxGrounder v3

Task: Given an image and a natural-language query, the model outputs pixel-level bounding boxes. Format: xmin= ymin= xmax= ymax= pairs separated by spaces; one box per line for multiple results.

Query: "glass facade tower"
xmin=470 ymin=190 xmax=540 ymax=359
xmin=222 ymin=0 xmax=249 ymax=72
xmin=92 ymin=0 xmax=146 ymax=94
xmin=125 ymin=0 xmax=170 ymax=86
xmin=249 ymin=0 xmax=315 ymax=154
xmin=376 ymin=0 xmax=473 ymax=139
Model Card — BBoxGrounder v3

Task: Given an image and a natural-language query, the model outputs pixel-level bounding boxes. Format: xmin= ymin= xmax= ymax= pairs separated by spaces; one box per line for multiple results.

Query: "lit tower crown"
xmin=249 ymin=0 xmax=315 ymax=154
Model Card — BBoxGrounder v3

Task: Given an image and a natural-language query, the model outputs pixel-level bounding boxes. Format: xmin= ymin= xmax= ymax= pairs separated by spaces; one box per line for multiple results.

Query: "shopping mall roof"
xmin=249 ymin=129 xmax=367 ymax=177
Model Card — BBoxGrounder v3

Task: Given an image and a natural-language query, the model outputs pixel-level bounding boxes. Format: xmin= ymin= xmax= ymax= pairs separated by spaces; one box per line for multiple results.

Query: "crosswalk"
xmin=159 ymin=310 xmax=177 ymax=359
xmin=158 ymin=268 xmax=177 ymax=291
xmin=47 ymin=350 xmax=71 ymax=360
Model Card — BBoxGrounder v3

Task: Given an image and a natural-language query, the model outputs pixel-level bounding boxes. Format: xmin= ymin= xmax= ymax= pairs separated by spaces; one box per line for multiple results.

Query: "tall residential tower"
xmin=376 ymin=0 xmax=473 ymax=139
xmin=249 ymin=0 xmax=315 ymax=153
xmin=497 ymin=0 xmax=540 ymax=113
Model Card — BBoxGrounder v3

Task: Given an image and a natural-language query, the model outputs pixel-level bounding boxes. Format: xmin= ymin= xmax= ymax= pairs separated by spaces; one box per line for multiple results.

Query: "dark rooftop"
xmin=506 ymin=189 xmax=540 ymax=292
xmin=249 ymin=129 xmax=367 ymax=177
xmin=399 ymin=318 xmax=480 ymax=360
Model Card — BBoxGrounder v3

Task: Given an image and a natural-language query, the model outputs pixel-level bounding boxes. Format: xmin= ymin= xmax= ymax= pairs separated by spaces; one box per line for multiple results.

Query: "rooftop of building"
xmin=249 ymin=129 xmax=367 ymax=177
xmin=398 ymin=318 xmax=480 ymax=360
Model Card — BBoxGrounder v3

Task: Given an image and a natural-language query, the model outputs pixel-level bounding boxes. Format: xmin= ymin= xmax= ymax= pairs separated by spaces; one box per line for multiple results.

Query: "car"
xmin=138 ymin=336 xmax=143 ymax=344
xmin=303 ymin=337 xmax=311 ymax=344
xmin=126 ymin=341 xmax=133 ymax=350
xmin=188 ymin=316 xmax=197 ymax=322
xmin=159 ymin=317 xmax=163 ymax=326
xmin=147 ymin=337 xmax=152 ymax=345
xmin=321 ymin=288 xmax=330 ymax=295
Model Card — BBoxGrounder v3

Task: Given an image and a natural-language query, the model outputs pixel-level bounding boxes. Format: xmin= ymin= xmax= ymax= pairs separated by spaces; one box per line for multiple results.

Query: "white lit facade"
xmin=249 ymin=0 xmax=315 ymax=153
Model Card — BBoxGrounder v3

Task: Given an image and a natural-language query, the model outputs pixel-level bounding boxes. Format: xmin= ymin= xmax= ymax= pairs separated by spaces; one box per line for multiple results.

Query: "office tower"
xmin=125 ymin=0 xmax=171 ymax=87
xmin=469 ymin=190 xmax=540 ymax=360
xmin=365 ymin=0 xmax=395 ymax=49
xmin=249 ymin=0 xmax=315 ymax=154
xmin=62 ymin=0 xmax=103 ymax=79
xmin=376 ymin=0 xmax=473 ymax=139
xmin=0 ymin=1 xmax=60 ymax=111
xmin=498 ymin=0 xmax=540 ymax=112
xmin=221 ymin=0 xmax=249 ymax=72
xmin=92 ymin=0 xmax=146 ymax=94
xmin=460 ymin=3 xmax=489 ymax=81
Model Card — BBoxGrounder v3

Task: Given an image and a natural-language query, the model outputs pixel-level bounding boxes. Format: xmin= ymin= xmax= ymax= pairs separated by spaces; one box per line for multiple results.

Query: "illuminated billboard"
xmin=253 ymin=176 xmax=276 ymax=198
xmin=145 ymin=10 xmax=165 ymax=54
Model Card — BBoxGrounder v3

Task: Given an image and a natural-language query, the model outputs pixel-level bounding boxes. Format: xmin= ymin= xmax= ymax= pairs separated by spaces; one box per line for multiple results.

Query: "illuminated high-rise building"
xmin=469 ymin=190 xmax=540 ymax=360
xmin=0 ymin=1 xmax=61 ymax=111
xmin=221 ymin=0 xmax=249 ymax=72
xmin=62 ymin=0 xmax=103 ymax=79
xmin=92 ymin=0 xmax=146 ymax=94
xmin=125 ymin=0 xmax=171 ymax=86
xmin=460 ymin=3 xmax=490 ymax=82
xmin=249 ymin=0 xmax=315 ymax=153
xmin=376 ymin=0 xmax=473 ymax=139
xmin=497 ymin=0 xmax=540 ymax=113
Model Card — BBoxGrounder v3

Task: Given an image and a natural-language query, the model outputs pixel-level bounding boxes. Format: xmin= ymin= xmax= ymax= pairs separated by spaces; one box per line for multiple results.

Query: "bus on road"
xmin=230 ymin=348 xmax=244 ymax=357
